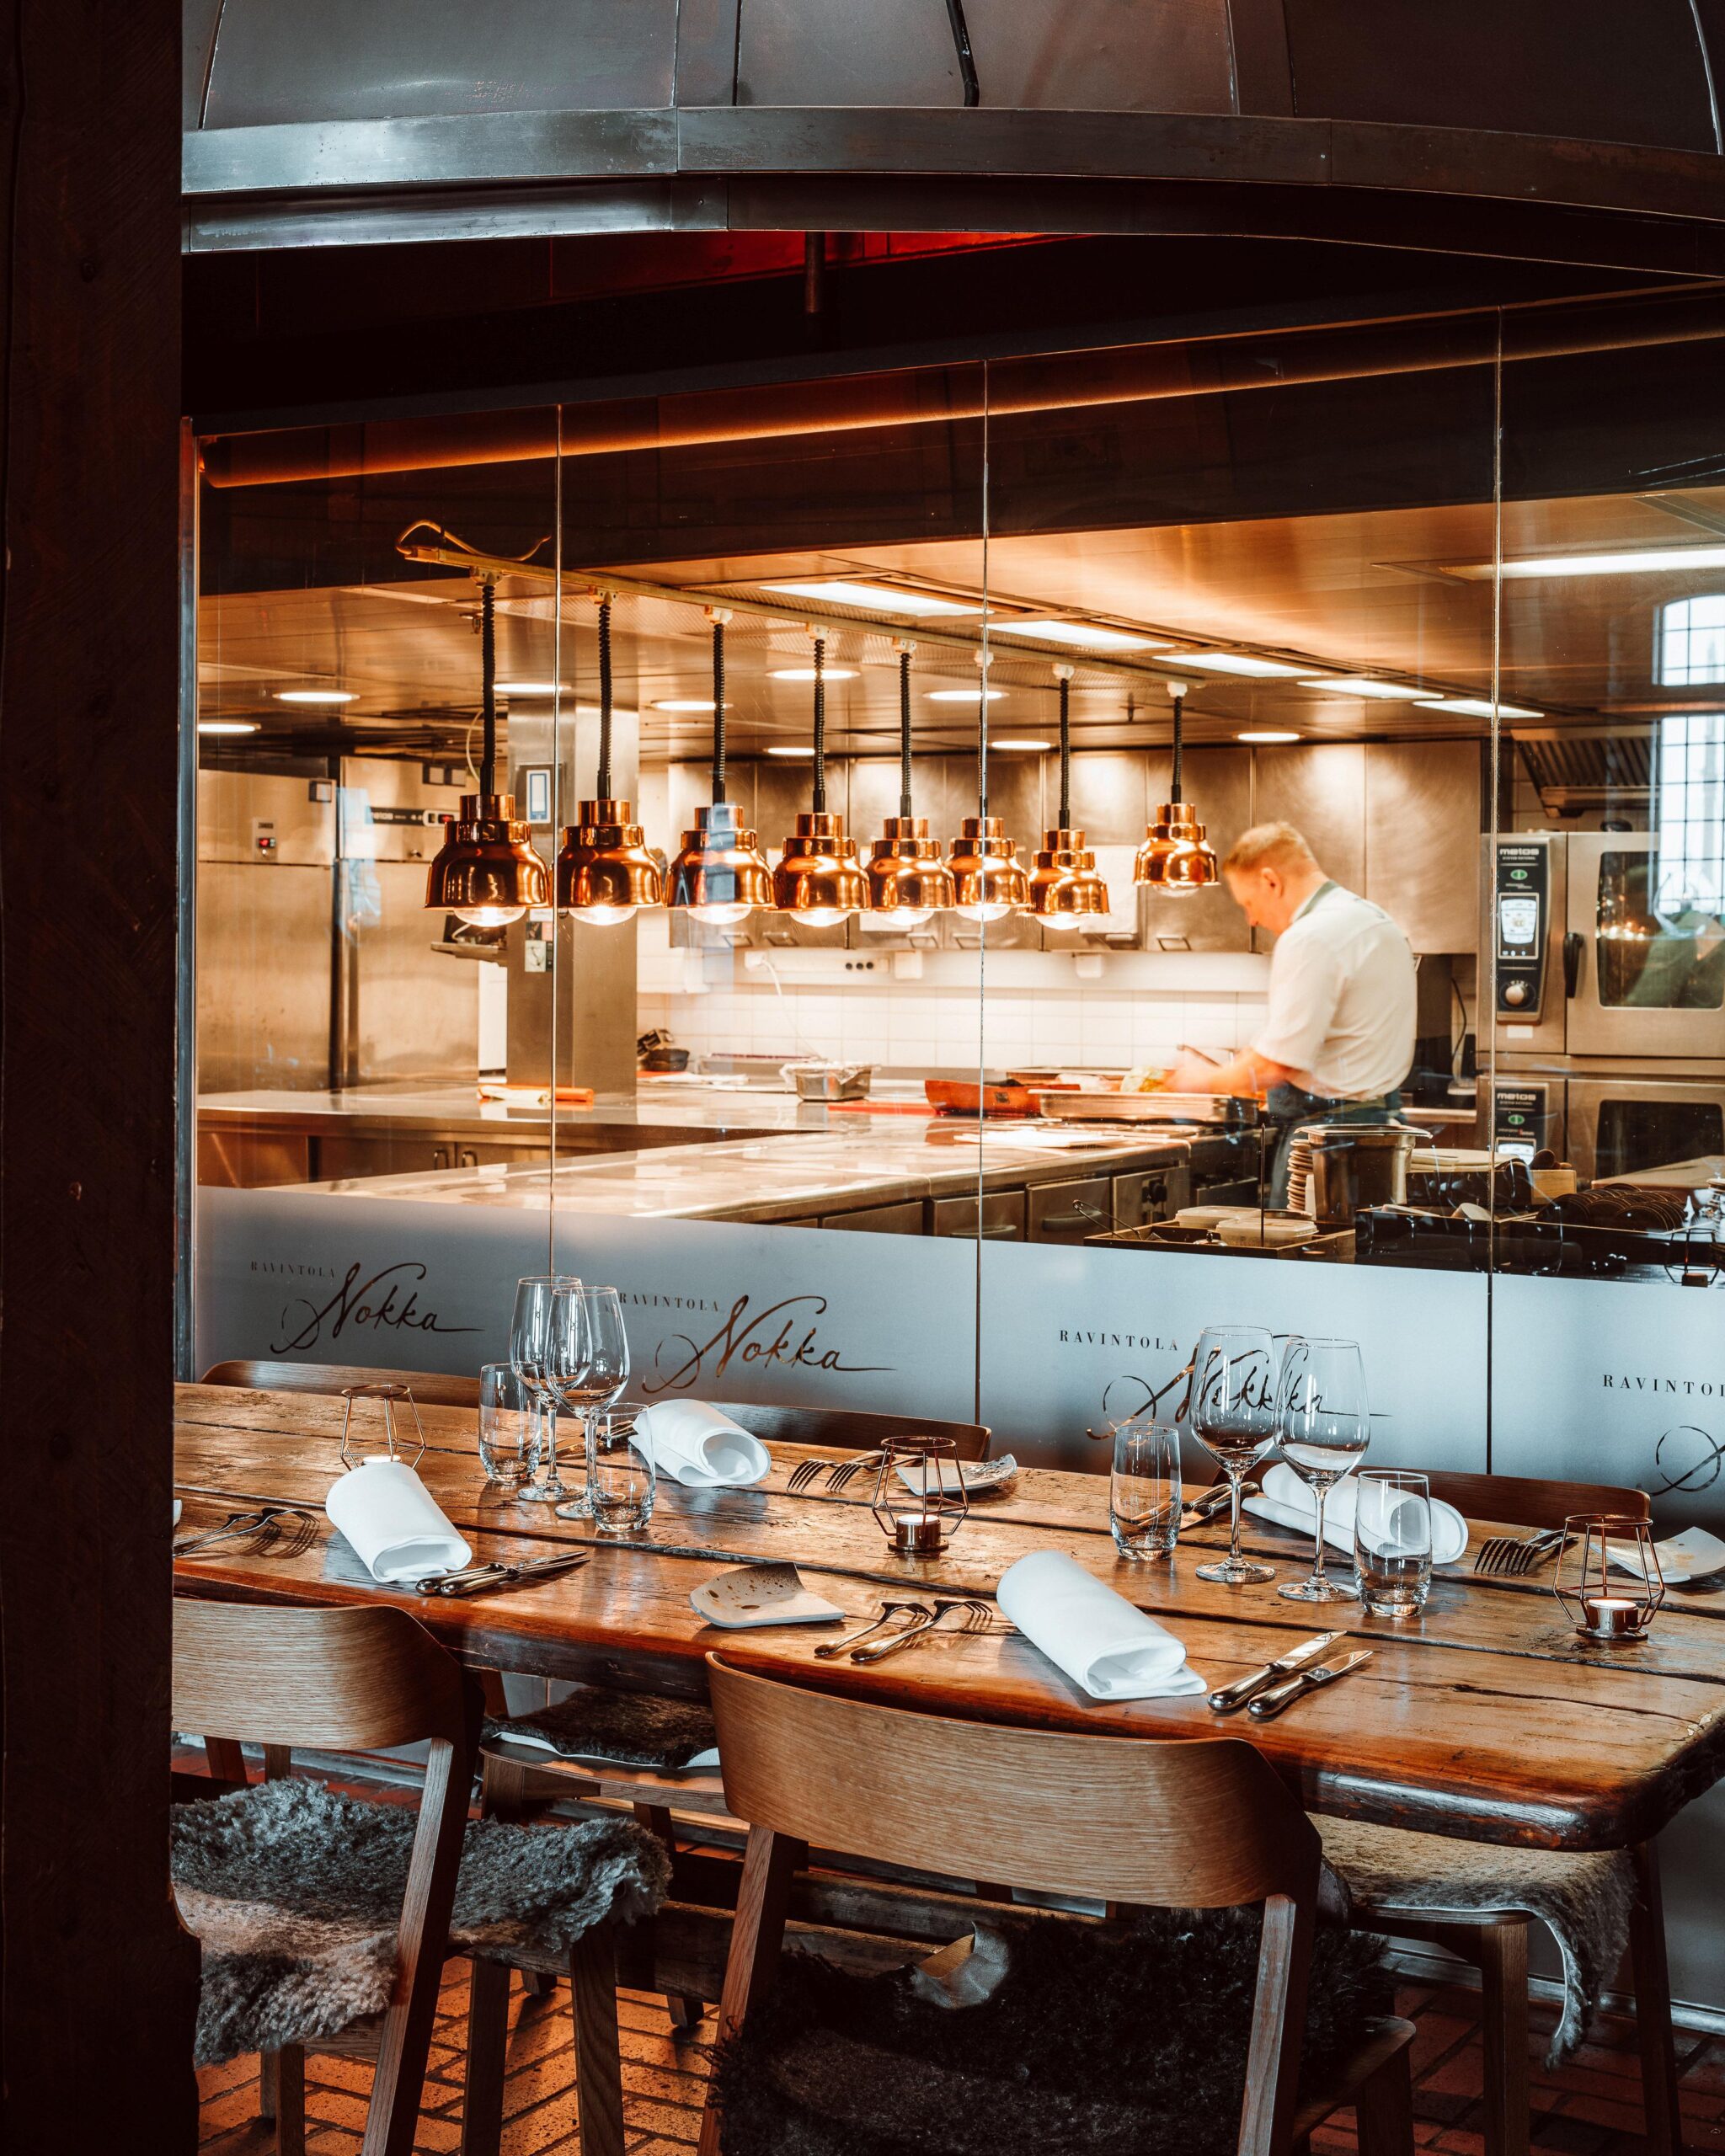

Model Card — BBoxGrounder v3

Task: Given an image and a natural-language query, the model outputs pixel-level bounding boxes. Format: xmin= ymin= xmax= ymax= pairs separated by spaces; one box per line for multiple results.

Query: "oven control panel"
xmin=1493 ymin=841 xmax=1549 ymax=1019
xmin=1492 ymin=1082 xmax=1548 ymax=1164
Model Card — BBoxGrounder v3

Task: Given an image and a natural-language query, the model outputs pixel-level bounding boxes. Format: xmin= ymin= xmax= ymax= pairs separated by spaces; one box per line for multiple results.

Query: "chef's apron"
xmin=1262 ymin=1084 xmax=1405 ymax=1208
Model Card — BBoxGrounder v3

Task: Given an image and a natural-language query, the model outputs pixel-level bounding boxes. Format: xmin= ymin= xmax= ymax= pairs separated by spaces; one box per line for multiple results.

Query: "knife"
xmin=1207 ymin=1631 xmax=1346 ymax=1714
xmin=416 ymin=1553 xmax=590 ymax=1598
xmin=1182 ymin=1477 xmax=1263 ymax=1529
xmin=1247 ymin=1649 xmax=1374 ymax=1721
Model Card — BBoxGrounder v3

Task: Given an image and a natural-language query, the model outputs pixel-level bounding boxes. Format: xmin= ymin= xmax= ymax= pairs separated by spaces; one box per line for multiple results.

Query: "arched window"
xmin=1657 ymin=595 xmax=1725 ymax=686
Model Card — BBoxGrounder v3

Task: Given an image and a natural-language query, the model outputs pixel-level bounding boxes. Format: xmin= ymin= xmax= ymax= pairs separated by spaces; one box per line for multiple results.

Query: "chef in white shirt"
xmin=1164 ymin=823 xmax=1417 ymax=1204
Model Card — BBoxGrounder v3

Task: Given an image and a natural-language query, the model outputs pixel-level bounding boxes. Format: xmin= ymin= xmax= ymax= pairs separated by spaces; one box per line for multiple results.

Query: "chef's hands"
xmin=1166 ymin=1059 xmax=1226 ymax=1094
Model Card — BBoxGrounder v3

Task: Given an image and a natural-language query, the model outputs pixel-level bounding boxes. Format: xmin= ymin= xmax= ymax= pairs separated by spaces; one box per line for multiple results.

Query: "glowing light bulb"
xmin=567 ymin=904 xmax=638 ymax=926
xmin=453 ymin=904 xmax=526 ymax=929
xmin=789 ymin=906 xmax=852 ymax=928
xmin=872 ymin=906 xmax=936 ymax=928
xmin=688 ymin=901 xmax=754 ymax=926
xmin=954 ymin=900 xmax=1014 ymax=923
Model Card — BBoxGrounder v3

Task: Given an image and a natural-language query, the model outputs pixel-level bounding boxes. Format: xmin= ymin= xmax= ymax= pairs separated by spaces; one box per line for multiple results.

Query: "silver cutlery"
xmin=827 ymin=1450 xmax=886 ymax=1494
xmin=1247 ymin=1648 xmax=1374 ymax=1720
xmin=786 ymin=1450 xmax=885 ymax=1497
xmin=1207 ymin=1630 xmax=1347 ymax=1715
xmin=786 ymin=1455 xmax=838 ymax=1495
xmin=415 ymin=1552 xmax=590 ymax=1598
xmin=174 ymin=1507 xmax=307 ymax=1557
xmin=1181 ymin=1477 xmax=1263 ymax=1529
xmin=812 ymin=1598 xmax=931 ymax=1659
xmin=1472 ymin=1526 xmax=1570 ymax=1577
xmin=851 ymin=1597 xmax=1001 ymax=1664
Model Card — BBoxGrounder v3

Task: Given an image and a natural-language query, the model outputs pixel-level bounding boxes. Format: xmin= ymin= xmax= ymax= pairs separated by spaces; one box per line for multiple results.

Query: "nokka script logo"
xmin=264 ymin=1257 xmax=481 ymax=1355
xmin=644 ymin=1292 xmax=894 ymax=1395
xmin=1600 ymin=1374 xmax=1725 ymax=1497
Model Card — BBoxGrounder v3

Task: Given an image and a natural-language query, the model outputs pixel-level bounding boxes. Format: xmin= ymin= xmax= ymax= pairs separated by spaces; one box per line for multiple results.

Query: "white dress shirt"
xmin=1252 ymin=882 xmax=1417 ymax=1099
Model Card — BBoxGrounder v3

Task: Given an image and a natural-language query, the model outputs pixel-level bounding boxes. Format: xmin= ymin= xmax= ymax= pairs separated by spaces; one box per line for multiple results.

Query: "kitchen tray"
xmin=1087 ymin=1220 xmax=1354 ymax=1261
xmin=1035 ymin=1089 xmax=1260 ymax=1127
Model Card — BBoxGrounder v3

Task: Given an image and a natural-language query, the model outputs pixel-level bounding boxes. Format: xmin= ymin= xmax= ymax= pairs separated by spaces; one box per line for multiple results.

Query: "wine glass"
xmin=511 ymin=1273 xmax=580 ymax=1503
xmin=1187 ymin=1325 xmax=1279 ymax=1587
xmin=553 ymin=1286 xmax=631 ymax=1523
xmin=1275 ymin=1336 xmax=1370 ymax=1604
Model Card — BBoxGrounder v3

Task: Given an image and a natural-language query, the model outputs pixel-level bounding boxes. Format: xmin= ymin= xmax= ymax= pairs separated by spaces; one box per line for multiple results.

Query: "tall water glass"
xmin=1110 ymin=1414 xmax=1182 ymax=1560
xmin=1276 ymin=1336 xmax=1370 ymax=1604
xmin=478 ymin=1362 xmax=540 ymax=1490
xmin=511 ymin=1273 xmax=580 ymax=1503
xmin=553 ymin=1285 xmax=632 ymax=1523
xmin=1188 ymin=1326 xmax=1279 ymax=1586
xmin=1354 ymin=1469 xmax=1433 ymax=1618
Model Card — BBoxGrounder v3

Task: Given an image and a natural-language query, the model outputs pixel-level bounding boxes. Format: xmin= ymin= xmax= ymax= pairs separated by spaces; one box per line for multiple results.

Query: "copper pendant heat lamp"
xmin=866 ymin=644 xmax=955 ymax=926
xmin=667 ymin=610 xmax=774 ymax=925
xmin=1134 ymin=680 xmax=1219 ymax=895
xmin=557 ymin=593 xmax=665 ymax=924
xmin=1029 ymin=664 xmax=1111 ymax=930
xmin=425 ymin=578 xmax=550 ymax=926
xmin=948 ymin=651 xmax=1028 ymax=921
xmin=772 ymin=633 xmax=870 ymax=925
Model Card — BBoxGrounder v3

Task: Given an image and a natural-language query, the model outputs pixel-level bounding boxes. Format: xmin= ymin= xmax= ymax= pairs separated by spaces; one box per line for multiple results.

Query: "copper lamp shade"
xmin=426 ymin=792 xmax=550 ymax=927
xmin=772 ymin=808 xmax=870 ymax=925
xmin=668 ymin=800 xmax=774 ymax=925
xmin=948 ymin=814 xmax=1029 ymax=921
xmin=866 ymin=817 xmax=955 ymax=925
xmin=1134 ymin=803 xmax=1219 ymax=894
xmin=1029 ymin=828 xmax=1111 ymax=926
xmin=556 ymin=798 xmax=666 ymax=926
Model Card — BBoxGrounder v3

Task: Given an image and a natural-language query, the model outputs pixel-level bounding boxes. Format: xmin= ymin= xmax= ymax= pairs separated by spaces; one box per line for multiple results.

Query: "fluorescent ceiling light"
xmin=771 ymin=665 xmax=859 ymax=681
xmin=275 ymin=688 xmax=355 ymax=705
xmin=495 ymin=679 xmax=568 ymax=696
xmin=927 ymin=687 xmax=1006 ymax=702
xmin=761 ymin=579 xmax=975 ymax=616
xmin=654 ymin=698 xmax=718 ymax=712
xmin=991 ymin=620 xmax=1162 ymax=651
xmin=1414 ymin=696 xmax=1543 ymax=718
xmin=1296 ymin=676 xmax=1423 ymax=700
xmin=1237 ymin=730 xmax=1301 ymax=743
xmin=990 ymin=737 xmax=1052 ymax=750
xmin=766 ymin=744 xmax=816 ymax=757
xmin=1445 ymin=546 xmax=1725 ymax=582
xmin=1163 ymin=653 xmax=1304 ymax=678
xmin=198 ymin=719 xmax=260 ymax=735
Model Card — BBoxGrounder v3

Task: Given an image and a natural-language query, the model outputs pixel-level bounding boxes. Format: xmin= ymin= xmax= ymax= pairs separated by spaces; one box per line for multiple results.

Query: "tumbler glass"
xmin=1110 ymin=1415 xmax=1182 ymax=1560
xmin=1353 ymin=1469 xmax=1433 ymax=1618
xmin=477 ymin=1362 xmax=540 ymax=1490
xmin=586 ymin=1407 xmax=656 ymax=1536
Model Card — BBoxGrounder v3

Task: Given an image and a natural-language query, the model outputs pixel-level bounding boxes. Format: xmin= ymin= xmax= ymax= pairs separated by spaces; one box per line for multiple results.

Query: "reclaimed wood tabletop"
xmin=172 ymin=1382 xmax=1725 ymax=1854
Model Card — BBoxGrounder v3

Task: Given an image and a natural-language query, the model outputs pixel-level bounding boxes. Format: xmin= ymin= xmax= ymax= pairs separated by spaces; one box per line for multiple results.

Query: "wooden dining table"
xmin=172 ymin=1382 xmax=1725 ymax=1854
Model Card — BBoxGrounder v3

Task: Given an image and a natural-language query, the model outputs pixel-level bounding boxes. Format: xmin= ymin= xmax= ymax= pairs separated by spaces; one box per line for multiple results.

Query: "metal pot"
xmin=1306 ymin=1125 xmax=1419 ymax=1224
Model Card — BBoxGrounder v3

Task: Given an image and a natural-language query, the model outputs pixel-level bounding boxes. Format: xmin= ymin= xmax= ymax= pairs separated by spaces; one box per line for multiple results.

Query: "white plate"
xmin=895 ymin=1453 xmax=1018 ymax=1497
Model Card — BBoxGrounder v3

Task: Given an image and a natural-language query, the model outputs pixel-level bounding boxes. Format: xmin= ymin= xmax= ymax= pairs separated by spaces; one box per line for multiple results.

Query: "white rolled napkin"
xmin=325 ymin=1458 xmax=473 ymax=1583
xmin=996 ymin=1549 xmax=1205 ymax=1701
xmin=1244 ymin=1461 xmax=1468 ymax=1565
xmin=633 ymin=1400 xmax=770 ymax=1488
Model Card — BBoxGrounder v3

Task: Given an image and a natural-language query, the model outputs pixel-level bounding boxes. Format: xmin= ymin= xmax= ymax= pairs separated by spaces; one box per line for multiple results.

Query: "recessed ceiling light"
xmin=992 ymin=621 xmax=1162 ymax=651
xmin=927 ymin=687 xmax=1006 ymax=702
xmin=771 ymin=666 xmax=859 ymax=681
xmin=1237 ymin=730 xmax=1301 ymax=743
xmin=761 ymin=579 xmax=975 ymax=616
xmin=198 ymin=719 xmax=260 ymax=735
xmin=1163 ymin=654 xmax=1304 ymax=678
xmin=495 ymin=679 xmax=568 ymax=696
xmin=654 ymin=699 xmax=718 ymax=712
xmin=1444 ymin=546 xmax=1725 ymax=581
xmin=275 ymin=688 xmax=355 ymax=705
xmin=1414 ymin=696 xmax=1543 ymax=718
xmin=990 ymin=737 xmax=1052 ymax=750
xmin=1295 ymin=676 xmax=1423 ymax=700
xmin=766 ymin=744 xmax=816 ymax=757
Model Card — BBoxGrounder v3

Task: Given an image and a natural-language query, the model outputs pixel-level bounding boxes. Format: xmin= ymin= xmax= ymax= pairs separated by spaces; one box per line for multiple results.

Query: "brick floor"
xmin=196 ymin=1967 xmax=1717 ymax=2153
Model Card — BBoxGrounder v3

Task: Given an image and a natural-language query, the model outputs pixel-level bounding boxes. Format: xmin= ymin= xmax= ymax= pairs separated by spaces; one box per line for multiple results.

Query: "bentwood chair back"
xmin=199 ymin=1358 xmax=484 ymax=1409
xmin=1423 ymin=1470 xmax=1648 ymax=1529
xmin=174 ymin=1602 xmax=481 ymax=2156
xmin=698 ymin=1654 xmax=1412 ymax=2156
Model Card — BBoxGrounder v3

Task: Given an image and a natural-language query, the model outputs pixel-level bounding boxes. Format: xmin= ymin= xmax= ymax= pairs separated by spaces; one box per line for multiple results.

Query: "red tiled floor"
xmin=196 ymin=1971 xmax=1709 ymax=2153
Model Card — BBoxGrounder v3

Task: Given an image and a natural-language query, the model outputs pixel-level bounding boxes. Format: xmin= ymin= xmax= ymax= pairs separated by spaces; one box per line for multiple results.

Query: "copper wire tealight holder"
xmin=1555 ymin=1513 xmax=1665 ymax=1641
xmin=872 ymin=1435 xmax=970 ymax=1556
xmin=338 ymin=1382 xmax=428 ymax=1472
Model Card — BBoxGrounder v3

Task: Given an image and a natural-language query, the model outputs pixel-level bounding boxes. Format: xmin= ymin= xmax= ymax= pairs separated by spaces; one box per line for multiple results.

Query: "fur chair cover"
xmin=484 ymin=1683 xmax=718 ymax=1769
xmin=173 ymin=1778 xmax=670 ymax=2067
xmin=1318 ymin=1817 xmax=1635 ymax=2065
xmin=713 ymin=1908 xmax=1391 ymax=2156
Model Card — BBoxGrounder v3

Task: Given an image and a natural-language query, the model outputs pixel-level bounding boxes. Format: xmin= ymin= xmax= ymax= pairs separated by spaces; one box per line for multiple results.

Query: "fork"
xmin=827 ymin=1450 xmax=886 ymax=1494
xmin=174 ymin=1507 xmax=296 ymax=1556
xmin=813 ymin=1599 xmax=930 ymax=1659
xmin=786 ymin=1455 xmax=838 ymax=1495
xmin=1472 ymin=1526 xmax=1569 ymax=1577
xmin=851 ymin=1598 xmax=1001 ymax=1664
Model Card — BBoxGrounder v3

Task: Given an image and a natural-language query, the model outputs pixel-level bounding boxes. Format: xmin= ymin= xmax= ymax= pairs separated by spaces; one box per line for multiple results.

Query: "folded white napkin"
xmin=996 ymin=1549 xmax=1205 ymax=1701
xmin=325 ymin=1458 xmax=473 ymax=1583
xmin=1610 ymin=1527 xmax=1725 ymax=1584
xmin=1244 ymin=1462 xmax=1468 ymax=1565
xmin=634 ymin=1400 xmax=770 ymax=1488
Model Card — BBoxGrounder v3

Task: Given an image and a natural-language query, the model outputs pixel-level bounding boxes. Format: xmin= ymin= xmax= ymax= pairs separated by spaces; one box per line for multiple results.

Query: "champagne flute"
xmin=1275 ymin=1336 xmax=1370 ymax=1604
xmin=511 ymin=1273 xmax=580 ymax=1503
xmin=553 ymin=1286 xmax=631 ymax=1523
xmin=1187 ymin=1325 xmax=1279 ymax=1586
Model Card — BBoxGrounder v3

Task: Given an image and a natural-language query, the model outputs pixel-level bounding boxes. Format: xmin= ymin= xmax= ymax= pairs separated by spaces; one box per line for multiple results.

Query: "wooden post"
xmin=0 ymin=0 xmax=199 ymax=2139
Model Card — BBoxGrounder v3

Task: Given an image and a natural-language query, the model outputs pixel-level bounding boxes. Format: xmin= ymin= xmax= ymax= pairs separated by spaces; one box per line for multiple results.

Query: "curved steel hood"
xmin=183 ymin=0 xmax=1725 ymax=253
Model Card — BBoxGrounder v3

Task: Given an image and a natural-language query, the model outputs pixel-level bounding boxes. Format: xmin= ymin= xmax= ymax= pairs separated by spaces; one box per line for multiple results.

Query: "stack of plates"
xmin=1285 ymin=1134 xmax=1316 ymax=1217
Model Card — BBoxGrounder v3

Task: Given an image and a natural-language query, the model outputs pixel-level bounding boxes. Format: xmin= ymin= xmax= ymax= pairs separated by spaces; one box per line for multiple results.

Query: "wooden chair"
xmin=200 ymin=1358 xmax=485 ymax=1408
xmin=175 ymin=1601 xmax=482 ymax=2156
xmin=695 ymin=1653 xmax=1415 ymax=2156
xmin=1323 ymin=1473 xmax=1681 ymax=2156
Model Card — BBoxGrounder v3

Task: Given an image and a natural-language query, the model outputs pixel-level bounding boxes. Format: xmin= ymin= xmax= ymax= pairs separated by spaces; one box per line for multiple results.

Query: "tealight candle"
xmin=1581 ymin=1594 xmax=1648 ymax=1640
xmin=891 ymin=1511 xmax=947 ymax=1556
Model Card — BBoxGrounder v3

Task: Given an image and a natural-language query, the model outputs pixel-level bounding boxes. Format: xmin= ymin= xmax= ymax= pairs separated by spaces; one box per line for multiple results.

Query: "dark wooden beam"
xmin=0 ymin=0 xmax=200 ymax=2138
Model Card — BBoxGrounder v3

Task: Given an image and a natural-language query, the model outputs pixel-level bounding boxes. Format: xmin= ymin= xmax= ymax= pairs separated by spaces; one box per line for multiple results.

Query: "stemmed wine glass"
xmin=553 ymin=1285 xmax=632 ymax=1524
xmin=511 ymin=1273 xmax=581 ymax=1504
xmin=1275 ymin=1336 xmax=1370 ymax=1604
xmin=1188 ymin=1325 xmax=1280 ymax=1587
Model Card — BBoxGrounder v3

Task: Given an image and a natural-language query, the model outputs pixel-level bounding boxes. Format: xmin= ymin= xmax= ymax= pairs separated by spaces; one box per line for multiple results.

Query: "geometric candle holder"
xmin=1554 ymin=1513 xmax=1665 ymax=1641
